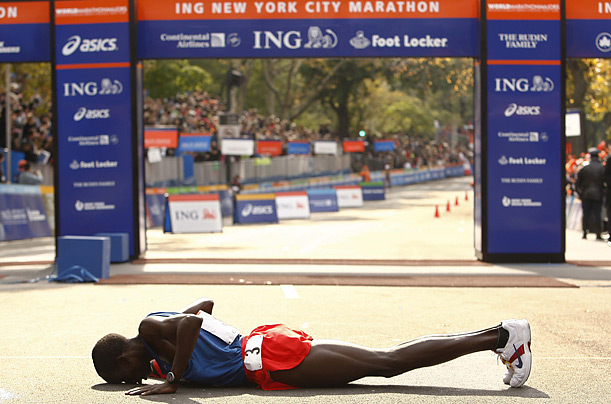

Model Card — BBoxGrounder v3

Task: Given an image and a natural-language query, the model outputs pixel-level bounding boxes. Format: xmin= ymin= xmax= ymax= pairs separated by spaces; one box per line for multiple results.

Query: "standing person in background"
xmin=576 ymin=148 xmax=605 ymax=240
xmin=359 ymin=165 xmax=371 ymax=183
xmin=17 ymin=160 xmax=43 ymax=185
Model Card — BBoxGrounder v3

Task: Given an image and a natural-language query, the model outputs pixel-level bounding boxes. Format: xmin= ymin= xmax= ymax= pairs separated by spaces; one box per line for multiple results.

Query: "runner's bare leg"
xmin=270 ymin=327 xmax=499 ymax=387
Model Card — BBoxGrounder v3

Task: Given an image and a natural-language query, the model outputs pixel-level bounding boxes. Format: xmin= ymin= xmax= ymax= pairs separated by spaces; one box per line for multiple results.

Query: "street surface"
xmin=1 ymin=176 xmax=610 ymax=403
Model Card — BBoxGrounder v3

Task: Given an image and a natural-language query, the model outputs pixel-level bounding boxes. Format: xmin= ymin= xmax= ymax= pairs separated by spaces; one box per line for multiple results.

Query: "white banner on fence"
xmin=335 ymin=186 xmax=364 ymax=208
xmin=221 ymin=138 xmax=255 ymax=156
xmin=168 ymin=195 xmax=222 ymax=233
xmin=276 ymin=192 xmax=310 ymax=219
xmin=314 ymin=140 xmax=338 ymax=155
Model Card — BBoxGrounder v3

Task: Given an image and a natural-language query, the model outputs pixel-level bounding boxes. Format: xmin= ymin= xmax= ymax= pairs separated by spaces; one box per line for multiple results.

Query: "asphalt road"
xmin=1 ymin=176 xmax=610 ymax=403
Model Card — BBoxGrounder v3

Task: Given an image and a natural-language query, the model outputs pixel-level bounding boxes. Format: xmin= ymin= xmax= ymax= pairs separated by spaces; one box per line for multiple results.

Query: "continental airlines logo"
xmin=62 ymin=35 xmax=118 ymax=56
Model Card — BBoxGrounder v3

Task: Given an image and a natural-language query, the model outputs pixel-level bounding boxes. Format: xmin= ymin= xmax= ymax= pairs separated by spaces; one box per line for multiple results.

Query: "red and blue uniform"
xmin=142 ymin=312 xmax=313 ymax=390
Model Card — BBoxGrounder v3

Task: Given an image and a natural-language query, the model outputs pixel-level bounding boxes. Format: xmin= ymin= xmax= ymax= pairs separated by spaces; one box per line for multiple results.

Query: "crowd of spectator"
xmin=142 ymin=90 xmax=473 ymax=169
xmin=1 ymin=87 xmax=472 ymax=179
xmin=0 ymin=91 xmax=53 ymax=166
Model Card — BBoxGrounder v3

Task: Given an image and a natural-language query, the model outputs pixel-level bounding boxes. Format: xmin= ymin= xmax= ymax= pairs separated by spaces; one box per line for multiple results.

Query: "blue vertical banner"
xmin=478 ymin=0 xmax=563 ymax=261
xmin=566 ymin=0 xmax=611 ymax=57
xmin=0 ymin=1 xmax=50 ymax=63
xmin=54 ymin=0 xmax=141 ymax=256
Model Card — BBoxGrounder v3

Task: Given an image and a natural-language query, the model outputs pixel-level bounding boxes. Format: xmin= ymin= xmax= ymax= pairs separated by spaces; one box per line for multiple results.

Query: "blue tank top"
xmin=141 ymin=312 xmax=248 ymax=387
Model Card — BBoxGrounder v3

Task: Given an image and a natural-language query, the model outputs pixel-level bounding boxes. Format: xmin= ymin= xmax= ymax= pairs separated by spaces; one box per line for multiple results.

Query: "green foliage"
xmin=143 ymin=60 xmax=213 ymax=99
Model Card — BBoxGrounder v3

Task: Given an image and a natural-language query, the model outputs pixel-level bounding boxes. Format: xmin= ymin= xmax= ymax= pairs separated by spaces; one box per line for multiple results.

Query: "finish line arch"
xmin=2 ymin=0 xmax=609 ymax=262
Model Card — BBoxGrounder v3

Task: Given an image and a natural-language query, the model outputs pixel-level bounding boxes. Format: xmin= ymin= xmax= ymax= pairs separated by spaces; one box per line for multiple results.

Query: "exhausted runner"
xmin=92 ymin=298 xmax=532 ymax=395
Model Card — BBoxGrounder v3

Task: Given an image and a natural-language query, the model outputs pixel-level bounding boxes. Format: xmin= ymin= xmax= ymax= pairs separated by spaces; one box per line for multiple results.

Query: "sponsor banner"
xmin=222 ymin=138 xmax=255 ymax=156
xmin=566 ymin=15 xmax=611 ymax=58
xmin=373 ymin=140 xmax=395 ymax=152
xmin=566 ymin=0 xmax=610 ymax=19
xmin=165 ymin=194 xmax=222 ymax=233
xmin=0 ymin=1 xmax=50 ymax=62
xmin=391 ymin=167 xmax=445 ymax=186
xmin=307 ymin=189 xmax=339 ymax=212
xmin=486 ymin=0 xmax=561 ymax=20
xmin=361 ymin=182 xmax=386 ymax=200
xmin=146 ymin=193 xmax=166 ymax=227
xmin=0 ymin=185 xmax=52 ymax=241
xmin=276 ymin=191 xmax=310 ymax=219
xmin=287 ymin=140 xmax=311 ymax=154
xmin=145 ymin=127 xmax=179 ymax=149
xmin=334 ymin=185 xmax=364 ymax=208
xmin=234 ymin=193 xmax=278 ymax=224
xmin=313 ymin=140 xmax=338 ymax=155
xmin=343 ymin=139 xmax=365 ymax=153
xmin=55 ymin=1 xmax=136 ymax=254
xmin=137 ymin=0 xmax=479 ymax=21
xmin=177 ymin=133 xmax=212 ymax=152
xmin=257 ymin=139 xmax=283 ymax=156
xmin=138 ymin=17 xmax=478 ymax=59
xmin=487 ymin=20 xmax=560 ymax=60
xmin=486 ymin=63 xmax=562 ymax=253
xmin=55 ymin=0 xmax=129 ymax=25
xmin=444 ymin=164 xmax=466 ymax=177
xmin=55 ymin=22 xmax=131 ymax=65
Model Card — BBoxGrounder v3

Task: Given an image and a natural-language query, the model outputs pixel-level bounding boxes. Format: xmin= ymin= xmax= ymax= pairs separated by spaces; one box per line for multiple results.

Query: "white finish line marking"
xmin=280 ymin=284 xmax=300 ymax=299
xmin=0 ymin=388 xmax=17 ymax=400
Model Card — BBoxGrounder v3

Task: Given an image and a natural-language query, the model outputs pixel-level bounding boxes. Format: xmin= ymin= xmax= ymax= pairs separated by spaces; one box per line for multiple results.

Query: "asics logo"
xmin=504 ymin=103 xmax=541 ymax=117
xmin=62 ymin=35 xmax=118 ymax=56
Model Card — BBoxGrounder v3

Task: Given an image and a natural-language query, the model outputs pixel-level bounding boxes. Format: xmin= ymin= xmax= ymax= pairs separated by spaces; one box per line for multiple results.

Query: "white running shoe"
xmin=502 ymin=367 xmax=514 ymax=385
xmin=495 ymin=319 xmax=532 ymax=387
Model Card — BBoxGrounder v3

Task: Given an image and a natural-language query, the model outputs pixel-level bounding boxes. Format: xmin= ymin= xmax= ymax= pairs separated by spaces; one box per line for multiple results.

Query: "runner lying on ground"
xmin=92 ymin=298 xmax=532 ymax=396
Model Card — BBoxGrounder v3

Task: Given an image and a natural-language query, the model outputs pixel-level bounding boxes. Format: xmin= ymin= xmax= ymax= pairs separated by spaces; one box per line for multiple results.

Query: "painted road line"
xmin=280 ymin=284 xmax=300 ymax=299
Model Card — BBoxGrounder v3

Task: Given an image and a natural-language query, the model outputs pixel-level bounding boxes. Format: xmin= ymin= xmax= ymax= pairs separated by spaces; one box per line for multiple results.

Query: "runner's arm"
xmin=127 ymin=314 xmax=203 ymax=396
xmin=181 ymin=298 xmax=214 ymax=314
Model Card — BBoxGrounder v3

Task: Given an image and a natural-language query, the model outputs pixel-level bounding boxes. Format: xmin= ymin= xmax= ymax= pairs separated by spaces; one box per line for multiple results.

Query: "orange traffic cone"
xmin=434 ymin=205 xmax=440 ymax=218
xmin=446 ymin=200 xmax=451 ymax=212
xmin=465 ymin=191 xmax=469 ymax=201
xmin=455 ymin=196 xmax=459 ymax=206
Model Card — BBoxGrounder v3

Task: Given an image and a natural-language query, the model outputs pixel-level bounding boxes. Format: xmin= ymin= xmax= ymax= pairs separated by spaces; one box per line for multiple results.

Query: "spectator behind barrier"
xmin=17 ymin=160 xmax=43 ymax=185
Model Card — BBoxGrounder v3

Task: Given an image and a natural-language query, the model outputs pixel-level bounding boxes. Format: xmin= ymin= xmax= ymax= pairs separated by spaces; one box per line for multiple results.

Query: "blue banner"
xmin=138 ymin=18 xmax=479 ymax=59
xmin=55 ymin=5 xmax=136 ymax=255
xmin=234 ymin=197 xmax=278 ymax=224
xmin=0 ymin=1 xmax=50 ymax=63
xmin=0 ymin=23 xmax=50 ymax=62
xmin=177 ymin=134 xmax=212 ymax=152
xmin=55 ymin=23 xmax=131 ymax=65
xmin=307 ymin=189 xmax=339 ymax=212
xmin=287 ymin=141 xmax=311 ymax=155
xmin=486 ymin=64 xmax=562 ymax=254
xmin=0 ymin=185 xmax=51 ymax=241
xmin=566 ymin=21 xmax=611 ymax=57
xmin=361 ymin=183 xmax=386 ymax=201
xmin=487 ymin=20 xmax=561 ymax=61
xmin=373 ymin=140 xmax=395 ymax=152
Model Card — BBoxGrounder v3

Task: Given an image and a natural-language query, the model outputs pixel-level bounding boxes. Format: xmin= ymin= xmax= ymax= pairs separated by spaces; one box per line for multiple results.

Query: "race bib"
xmin=196 ymin=311 xmax=239 ymax=345
xmin=243 ymin=334 xmax=263 ymax=371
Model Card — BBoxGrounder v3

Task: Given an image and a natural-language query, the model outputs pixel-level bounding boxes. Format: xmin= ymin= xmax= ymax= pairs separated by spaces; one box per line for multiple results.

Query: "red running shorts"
xmin=241 ymin=324 xmax=313 ymax=390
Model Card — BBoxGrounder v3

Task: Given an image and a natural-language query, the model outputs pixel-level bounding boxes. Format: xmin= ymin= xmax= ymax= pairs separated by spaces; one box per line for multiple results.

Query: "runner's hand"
xmin=125 ymin=381 xmax=178 ymax=396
